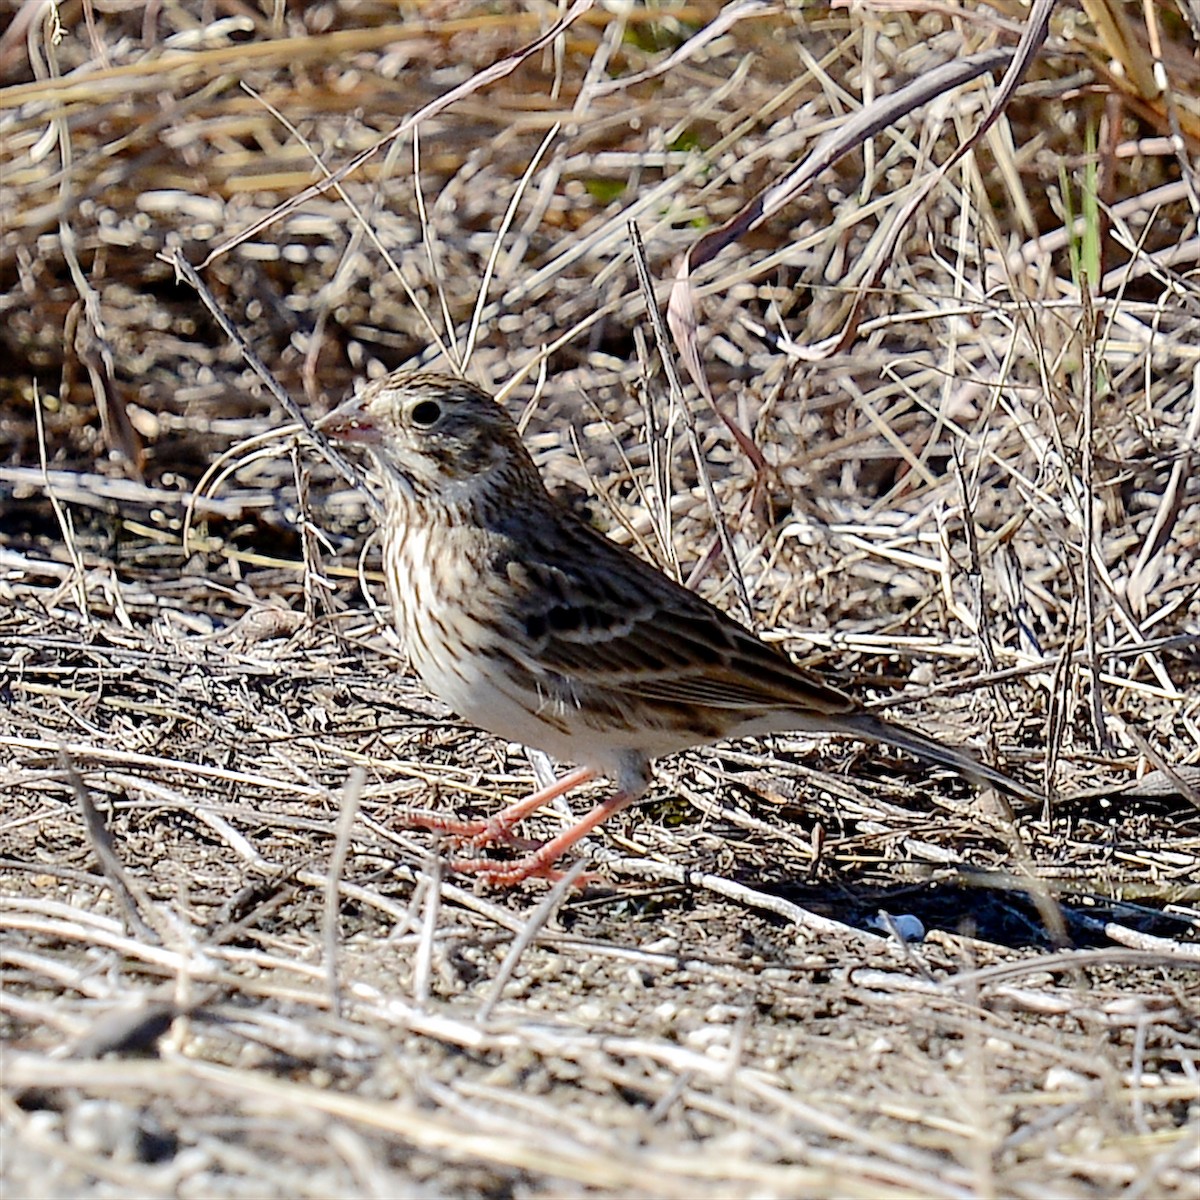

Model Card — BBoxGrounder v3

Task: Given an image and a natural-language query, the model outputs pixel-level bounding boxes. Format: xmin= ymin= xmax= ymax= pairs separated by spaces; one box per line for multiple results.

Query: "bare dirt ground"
xmin=2 ymin=2 xmax=1198 ymax=1197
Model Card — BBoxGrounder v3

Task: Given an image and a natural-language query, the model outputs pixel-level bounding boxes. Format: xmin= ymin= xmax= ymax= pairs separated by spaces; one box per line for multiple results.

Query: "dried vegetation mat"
xmin=2 ymin=1 xmax=1199 ymax=1197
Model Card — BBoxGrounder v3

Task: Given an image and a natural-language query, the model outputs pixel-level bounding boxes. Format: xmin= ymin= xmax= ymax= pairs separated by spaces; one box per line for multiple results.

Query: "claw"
xmin=395 ymin=808 xmax=531 ymax=848
xmin=448 ymin=850 xmax=599 ymax=888
xmin=396 ymin=769 xmax=626 ymax=888
xmin=446 ymin=812 xmax=525 ymax=848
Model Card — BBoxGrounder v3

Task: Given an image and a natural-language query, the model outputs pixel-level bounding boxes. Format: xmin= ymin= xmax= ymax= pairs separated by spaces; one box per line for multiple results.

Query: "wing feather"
xmin=495 ymin=512 xmax=857 ymax=720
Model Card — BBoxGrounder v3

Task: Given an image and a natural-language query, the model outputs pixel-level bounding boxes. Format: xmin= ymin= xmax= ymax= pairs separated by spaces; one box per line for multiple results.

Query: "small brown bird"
xmin=321 ymin=370 xmax=1037 ymax=884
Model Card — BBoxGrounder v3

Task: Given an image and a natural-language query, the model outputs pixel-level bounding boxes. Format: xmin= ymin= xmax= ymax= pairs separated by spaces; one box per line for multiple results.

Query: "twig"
xmin=59 ymin=748 xmax=160 ymax=946
xmin=324 ymin=767 xmax=365 ymax=1015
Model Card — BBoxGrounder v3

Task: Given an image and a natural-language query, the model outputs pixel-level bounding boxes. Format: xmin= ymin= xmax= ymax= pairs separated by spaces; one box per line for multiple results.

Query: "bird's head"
xmin=320 ymin=371 xmax=540 ymax=507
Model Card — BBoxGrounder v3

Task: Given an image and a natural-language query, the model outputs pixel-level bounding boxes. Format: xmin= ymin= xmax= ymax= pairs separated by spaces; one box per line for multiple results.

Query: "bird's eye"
xmin=409 ymin=399 xmax=442 ymax=428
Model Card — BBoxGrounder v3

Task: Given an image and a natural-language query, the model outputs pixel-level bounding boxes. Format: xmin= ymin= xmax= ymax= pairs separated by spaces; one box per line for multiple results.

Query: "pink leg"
xmin=397 ymin=766 xmax=596 ymax=846
xmin=450 ymin=789 xmax=637 ymax=886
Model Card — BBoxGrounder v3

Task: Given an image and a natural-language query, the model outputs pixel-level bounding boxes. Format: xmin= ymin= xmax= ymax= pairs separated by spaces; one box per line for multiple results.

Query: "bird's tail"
xmin=838 ymin=711 xmax=1043 ymax=805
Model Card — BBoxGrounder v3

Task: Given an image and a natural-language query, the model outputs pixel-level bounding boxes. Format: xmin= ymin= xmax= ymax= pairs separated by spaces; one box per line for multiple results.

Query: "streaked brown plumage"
xmin=321 ymin=370 xmax=1038 ymax=883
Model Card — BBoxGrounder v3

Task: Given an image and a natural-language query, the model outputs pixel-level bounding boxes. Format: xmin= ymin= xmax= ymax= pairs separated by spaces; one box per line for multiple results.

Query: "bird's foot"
xmin=395 ymin=808 xmax=523 ymax=847
xmin=446 ymin=791 xmax=634 ymax=887
xmin=447 ymin=847 xmax=597 ymax=888
xmin=394 ymin=765 xmax=599 ymax=848
xmin=448 ymin=813 xmax=527 ymax=848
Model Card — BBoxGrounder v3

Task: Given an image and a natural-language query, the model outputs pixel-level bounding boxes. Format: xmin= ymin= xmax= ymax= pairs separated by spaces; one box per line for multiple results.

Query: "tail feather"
xmin=839 ymin=712 xmax=1043 ymax=805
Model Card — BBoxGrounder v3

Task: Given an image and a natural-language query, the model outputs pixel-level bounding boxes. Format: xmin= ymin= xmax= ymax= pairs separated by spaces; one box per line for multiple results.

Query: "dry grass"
xmin=2 ymin=1 xmax=1199 ymax=1196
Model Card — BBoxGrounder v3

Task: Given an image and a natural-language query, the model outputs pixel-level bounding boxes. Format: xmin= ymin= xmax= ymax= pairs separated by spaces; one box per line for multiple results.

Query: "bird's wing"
xmin=484 ymin=508 xmax=1040 ymax=803
xmin=495 ymin=513 xmax=858 ymax=720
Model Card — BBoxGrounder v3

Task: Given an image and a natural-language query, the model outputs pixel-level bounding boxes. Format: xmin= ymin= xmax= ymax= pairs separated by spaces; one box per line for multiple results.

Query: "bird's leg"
xmin=397 ymin=766 xmax=596 ymax=847
xmin=449 ymin=788 xmax=636 ymax=885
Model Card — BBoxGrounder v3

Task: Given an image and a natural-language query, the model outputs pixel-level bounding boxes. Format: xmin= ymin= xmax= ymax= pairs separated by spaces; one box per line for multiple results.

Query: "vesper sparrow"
xmin=321 ymin=370 xmax=1038 ymax=884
